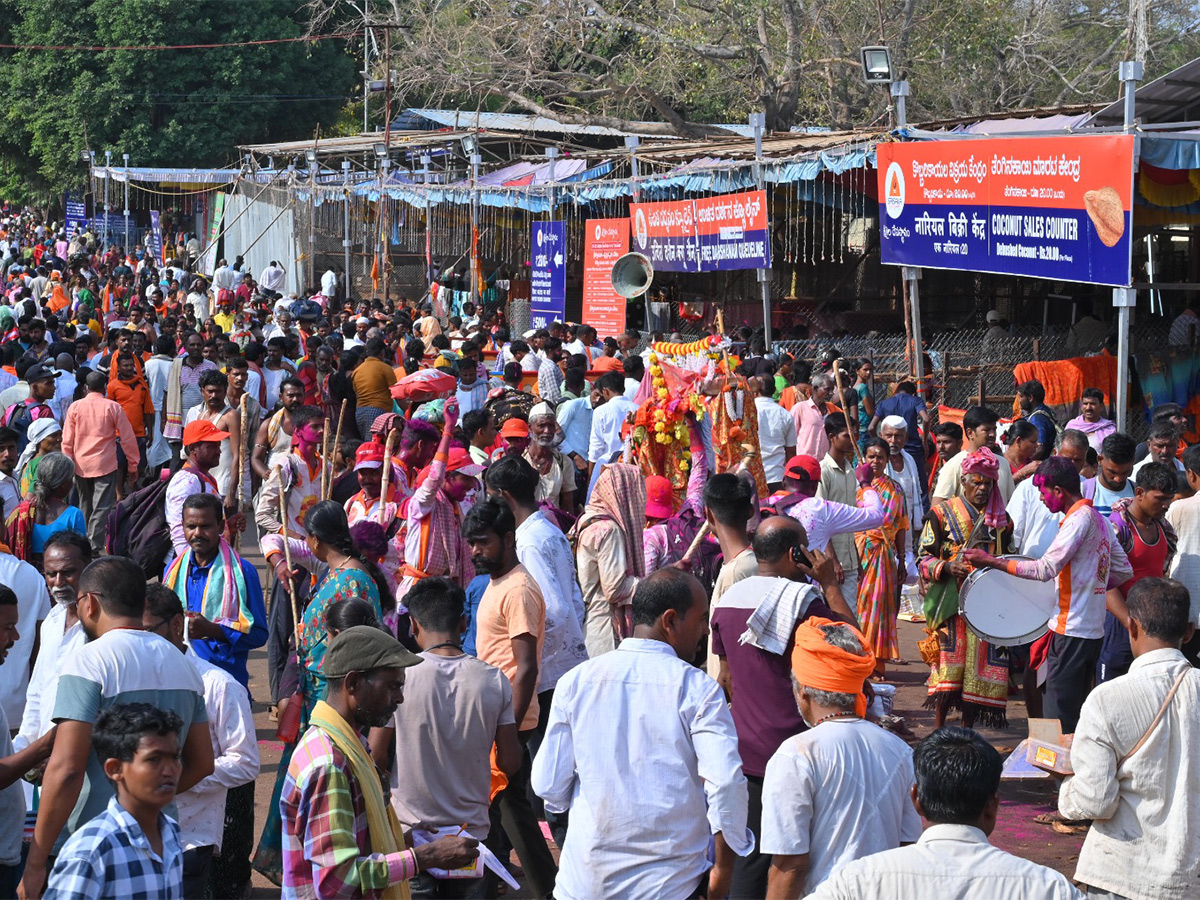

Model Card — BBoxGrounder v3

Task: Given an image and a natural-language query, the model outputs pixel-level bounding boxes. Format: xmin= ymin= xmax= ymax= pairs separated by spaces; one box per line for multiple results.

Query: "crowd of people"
xmin=0 ymin=205 xmax=1194 ymax=900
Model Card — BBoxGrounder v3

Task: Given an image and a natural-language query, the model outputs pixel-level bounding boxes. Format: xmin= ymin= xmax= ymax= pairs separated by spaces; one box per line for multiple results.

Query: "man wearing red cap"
xmin=394 ymin=399 xmax=481 ymax=604
xmin=760 ymin=618 xmax=921 ymax=898
xmin=345 ymin=441 xmax=404 ymax=599
xmin=166 ymin=420 xmax=230 ymax=561
xmin=494 ymin=416 xmax=531 ymax=461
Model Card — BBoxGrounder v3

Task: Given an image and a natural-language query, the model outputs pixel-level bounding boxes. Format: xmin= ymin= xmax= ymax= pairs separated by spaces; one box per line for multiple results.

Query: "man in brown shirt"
xmin=350 ymin=336 xmax=397 ymax=438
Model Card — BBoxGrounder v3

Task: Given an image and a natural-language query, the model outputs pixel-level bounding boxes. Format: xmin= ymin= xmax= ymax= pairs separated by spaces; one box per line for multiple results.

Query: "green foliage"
xmin=0 ymin=0 xmax=358 ymax=201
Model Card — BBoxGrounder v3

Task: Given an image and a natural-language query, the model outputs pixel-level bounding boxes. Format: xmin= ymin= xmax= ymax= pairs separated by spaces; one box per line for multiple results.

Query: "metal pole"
xmin=382 ymin=25 xmax=392 ymax=303
xmin=1114 ymin=59 xmax=1143 ymax=433
xmin=103 ymin=150 xmax=111 ymax=253
xmin=470 ymin=149 xmax=481 ymax=303
xmin=750 ymin=113 xmax=772 ymax=350
xmin=890 ymin=79 xmax=926 ymax=396
xmin=421 ymin=154 xmax=433 ymax=289
xmin=625 ymin=135 xmax=643 ymax=331
xmin=122 ymin=153 xmax=130 ymax=253
xmin=342 ymin=160 xmax=352 ymax=303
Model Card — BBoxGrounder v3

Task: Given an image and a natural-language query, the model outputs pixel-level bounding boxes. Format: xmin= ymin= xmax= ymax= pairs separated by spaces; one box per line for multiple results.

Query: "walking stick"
xmin=234 ymin=394 xmax=249 ymax=552
xmin=325 ymin=398 xmax=348 ymax=501
xmin=275 ymin=464 xmax=305 ymax=742
xmin=320 ymin=417 xmax=332 ymax=499
xmin=377 ymin=427 xmax=400 ymax=525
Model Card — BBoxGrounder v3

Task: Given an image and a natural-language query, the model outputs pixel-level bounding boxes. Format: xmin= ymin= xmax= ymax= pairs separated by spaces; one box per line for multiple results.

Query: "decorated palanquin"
xmin=628 ymin=334 xmax=768 ymax=501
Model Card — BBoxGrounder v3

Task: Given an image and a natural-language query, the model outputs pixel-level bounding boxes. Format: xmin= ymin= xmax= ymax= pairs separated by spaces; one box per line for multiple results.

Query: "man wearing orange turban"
xmin=759 ymin=617 xmax=922 ymax=898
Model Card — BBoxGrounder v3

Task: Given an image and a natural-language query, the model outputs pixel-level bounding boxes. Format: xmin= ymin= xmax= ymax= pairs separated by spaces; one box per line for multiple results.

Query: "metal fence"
xmin=770 ymin=321 xmax=1168 ymax=441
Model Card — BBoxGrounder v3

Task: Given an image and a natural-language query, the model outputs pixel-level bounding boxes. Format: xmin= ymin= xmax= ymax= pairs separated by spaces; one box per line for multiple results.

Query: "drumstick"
xmin=327 ymin=398 xmax=347 ymax=500
xmin=377 ymin=427 xmax=399 ymax=525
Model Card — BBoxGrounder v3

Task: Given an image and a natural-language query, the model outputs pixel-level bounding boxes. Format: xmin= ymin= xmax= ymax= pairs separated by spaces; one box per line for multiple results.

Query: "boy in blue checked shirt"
xmin=44 ymin=704 xmax=185 ymax=900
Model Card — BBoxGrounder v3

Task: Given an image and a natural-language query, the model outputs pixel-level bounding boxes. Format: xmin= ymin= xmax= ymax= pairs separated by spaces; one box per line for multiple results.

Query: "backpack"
xmin=2 ymin=400 xmax=49 ymax=454
xmin=105 ymin=477 xmax=172 ymax=579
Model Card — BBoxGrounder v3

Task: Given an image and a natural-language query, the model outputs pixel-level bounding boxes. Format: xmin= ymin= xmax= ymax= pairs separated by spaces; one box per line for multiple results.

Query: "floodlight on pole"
xmin=372 ymin=142 xmax=388 ymax=160
xmin=860 ymin=46 xmax=894 ymax=84
xmin=80 ymin=149 xmax=94 ymax=164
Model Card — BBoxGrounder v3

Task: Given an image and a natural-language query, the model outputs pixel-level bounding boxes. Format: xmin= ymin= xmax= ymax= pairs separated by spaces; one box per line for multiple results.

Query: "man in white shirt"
xmin=0 ymin=545 xmax=50 ymax=727
xmin=532 ymin=569 xmax=754 ymax=900
xmin=1132 ymin=422 xmax=1185 ymax=479
xmin=212 ymin=258 xmax=237 ymax=298
xmin=587 ymin=371 xmax=637 ymax=494
xmin=1166 ymin=444 xmax=1200 ymax=632
xmin=1059 ymin=577 xmax=1200 ymax=900
xmin=761 ymin=617 xmax=922 ymax=897
xmin=143 ymin=585 xmax=259 ymax=899
xmin=320 ymin=266 xmax=338 ymax=298
xmin=15 ymin=533 xmax=89 ymax=753
xmin=812 ymin=726 xmax=1082 ymax=900
xmin=878 ymin=414 xmax=924 ymax=556
xmin=258 ymin=260 xmax=286 ymax=297
xmin=753 ymin=375 xmax=797 ymax=490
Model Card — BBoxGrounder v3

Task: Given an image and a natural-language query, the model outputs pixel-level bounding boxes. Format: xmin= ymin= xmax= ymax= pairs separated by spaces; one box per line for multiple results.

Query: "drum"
xmin=959 ymin=555 xmax=1058 ymax=646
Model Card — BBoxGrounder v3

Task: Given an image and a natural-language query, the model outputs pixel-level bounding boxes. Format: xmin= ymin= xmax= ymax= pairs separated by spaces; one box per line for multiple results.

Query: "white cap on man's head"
xmin=986 ymin=310 xmax=1001 ymax=324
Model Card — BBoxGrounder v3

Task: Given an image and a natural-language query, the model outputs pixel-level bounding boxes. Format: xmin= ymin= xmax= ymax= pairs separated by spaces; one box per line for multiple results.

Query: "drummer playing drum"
xmin=965 ymin=456 xmax=1134 ymax=734
xmin=918 ymin=447 xmax=1013 ymax=730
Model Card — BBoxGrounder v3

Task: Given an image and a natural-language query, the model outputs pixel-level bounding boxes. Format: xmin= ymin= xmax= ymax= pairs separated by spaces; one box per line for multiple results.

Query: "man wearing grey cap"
xmin=280 ymin=625 xmax=480 ymax=898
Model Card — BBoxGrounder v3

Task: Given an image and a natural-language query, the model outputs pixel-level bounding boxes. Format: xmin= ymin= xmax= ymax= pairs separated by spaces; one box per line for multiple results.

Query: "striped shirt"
xmin=1008 ymin=499 xmax=1133 ymax=639
xmin=44 ymin=796 xmax=183 ymax=900
xmin=281 ymin=725 xmax=419 ymax=899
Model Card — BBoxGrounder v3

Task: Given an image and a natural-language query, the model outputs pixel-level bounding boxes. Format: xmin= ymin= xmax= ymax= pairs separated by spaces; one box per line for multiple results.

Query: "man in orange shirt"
xmin=62 ymin=370 xmax=140 ymax=554
xmin=350 ymin=335 xmax=397 ymax=438
xmin=108 ymin=351 xmax=154 ymax=491
xmin=463 ymin=497 xmax=557 ymax=898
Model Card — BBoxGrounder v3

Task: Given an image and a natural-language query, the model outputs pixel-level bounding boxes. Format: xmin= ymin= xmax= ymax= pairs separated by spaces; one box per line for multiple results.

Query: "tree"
xmin=307 ymin=0 xmax=1200 ymax=134
xmin=0 ymin=0 xmax=359 ymax=202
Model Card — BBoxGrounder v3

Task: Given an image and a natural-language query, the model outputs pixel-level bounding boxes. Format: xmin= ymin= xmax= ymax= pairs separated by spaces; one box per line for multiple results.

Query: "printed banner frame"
xmin=877 ymin=135 xmax=1135 ymax=287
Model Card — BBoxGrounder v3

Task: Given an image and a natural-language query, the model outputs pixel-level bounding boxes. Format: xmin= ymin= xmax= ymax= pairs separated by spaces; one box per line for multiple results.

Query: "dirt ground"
xmin=238 ymin=542 xmax=1083 ymax=897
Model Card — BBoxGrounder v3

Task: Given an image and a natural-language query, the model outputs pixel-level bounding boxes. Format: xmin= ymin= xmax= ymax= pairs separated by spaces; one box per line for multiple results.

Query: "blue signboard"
xmin=149 ymin=210 xmax=164 ymax=264
xmin=64 ymin=192 xmax=87 ymax=234
xmin=877 ymin=135 xmax=1134 ymax=287
xmin=630 ymin=190 xmax=771 ymax=273
xmin=531 ymin=221 xmax=567 ymax=329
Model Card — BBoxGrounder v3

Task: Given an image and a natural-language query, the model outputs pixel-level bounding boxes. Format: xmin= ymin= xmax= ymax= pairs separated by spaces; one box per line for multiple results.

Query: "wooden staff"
xmin=680 ymin=522 xmax=711 ymax=565
xmin=234 ymin=394 xmax=249 ymax=552
xmin=377 ymin=426 xmax=400 ymax=525
xmin=320 ymin=417 xmax=332 ymax=499
xmin=326 ymin=398 xmax=348 ymax=501
xmin=275 ymin=465 xmax=302 ymax=649
xmin=832 ymin=361 xmax=864 ymax=466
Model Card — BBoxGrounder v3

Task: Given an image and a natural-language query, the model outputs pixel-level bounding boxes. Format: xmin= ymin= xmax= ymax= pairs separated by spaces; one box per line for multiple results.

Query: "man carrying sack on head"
xmin=280 ymin=625 xmax=480 ymax=899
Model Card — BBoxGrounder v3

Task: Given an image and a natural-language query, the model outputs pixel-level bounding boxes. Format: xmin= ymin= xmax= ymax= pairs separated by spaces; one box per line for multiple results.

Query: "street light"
xmin=860 ymin=46 xmax=894 ymax=84
xmin=79 ymin=149 xmax=93 ymax=164
xmin=372 ymin=142 xmax=389 ymax=160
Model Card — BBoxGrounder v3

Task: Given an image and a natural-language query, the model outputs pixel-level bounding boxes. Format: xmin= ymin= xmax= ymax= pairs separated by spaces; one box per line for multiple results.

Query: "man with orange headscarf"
xmin=760 ymin=617 xmax=921 ymax=899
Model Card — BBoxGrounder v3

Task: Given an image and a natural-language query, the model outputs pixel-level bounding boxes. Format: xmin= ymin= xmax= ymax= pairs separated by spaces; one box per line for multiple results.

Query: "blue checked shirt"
xmin=44 ymin=796 xmax=183 ymax=900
